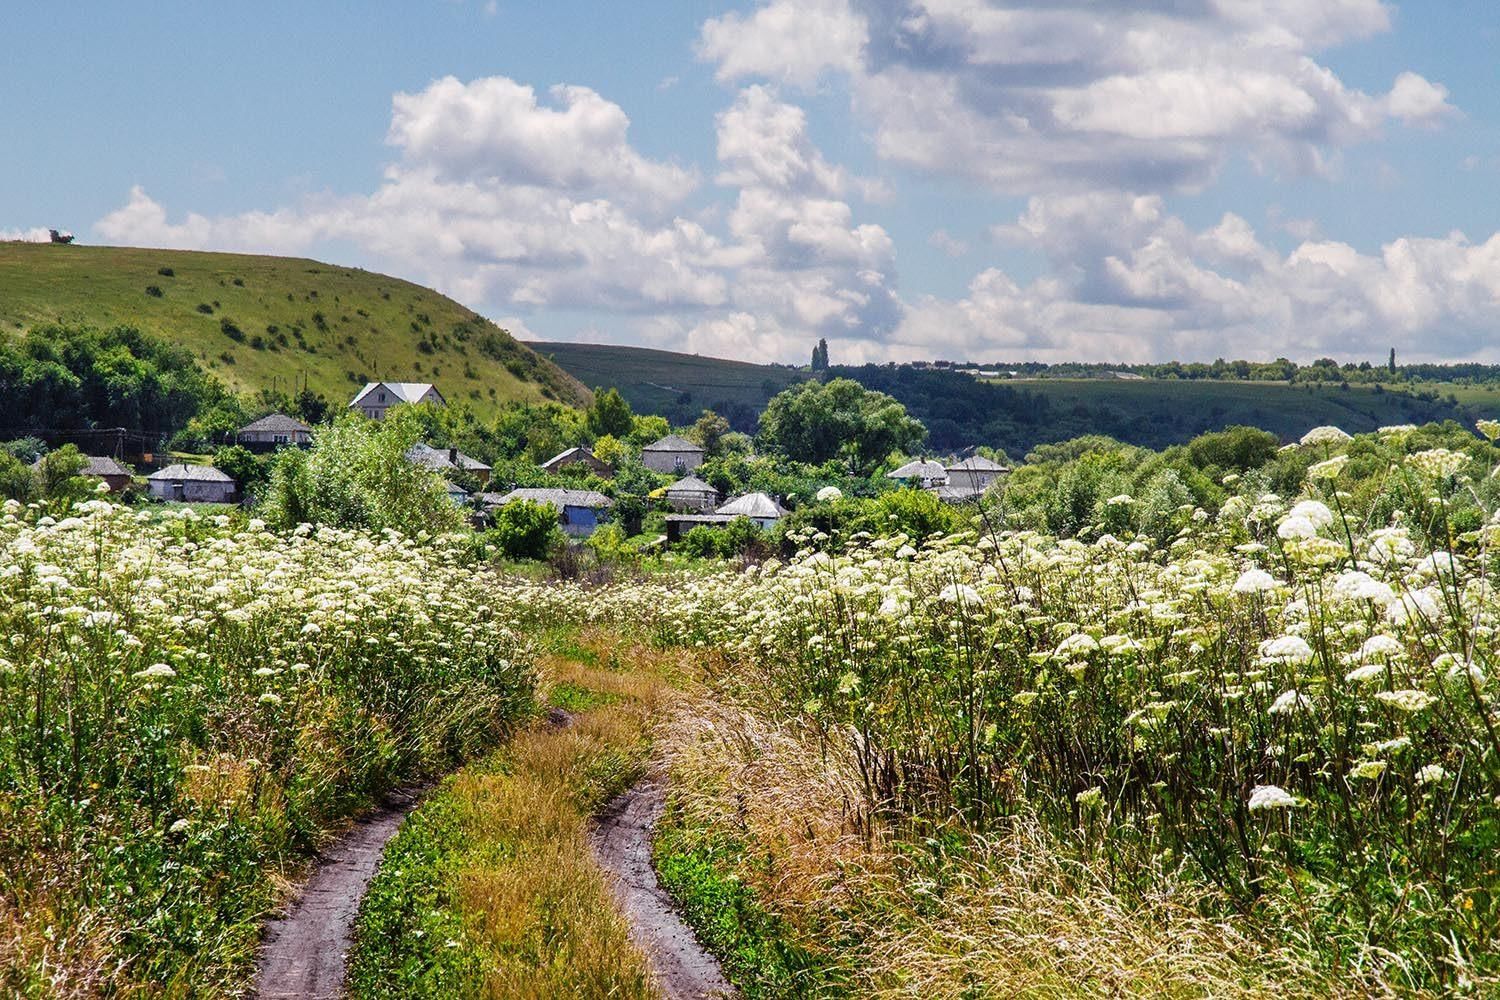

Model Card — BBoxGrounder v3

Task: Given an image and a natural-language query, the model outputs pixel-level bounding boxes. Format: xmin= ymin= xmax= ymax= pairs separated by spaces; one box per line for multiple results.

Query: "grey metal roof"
xmin=946 ymin=455 xmax=1009 ymax=472
xmin=931 ymin=484 xmax=985 ymax=502
xmin=80 ymin=456 xmax=132 ymax=477
xmin=666 ymin=475 xmax=717 ymax=495
xmin=716 ymin=492 xmax=787 ymax=519
xmin=541 ymin=446 xmax=606 ymax=469
xmin=484 ymin=488 xmax=613 ymax=511
xmin=350 ymin=381 xmax=443 ymax=407
xmin=147 ymin=463 xmax=234 ymax=483
xmin=406 ymin=443 xmax=491 ymax=473
xmin=641 ymin=434 xmax=703 ymax=453
xmin=238 ymin=413 xmax=312 ymax=435
xmin=888 ymin=459 xmax=948 ymax=480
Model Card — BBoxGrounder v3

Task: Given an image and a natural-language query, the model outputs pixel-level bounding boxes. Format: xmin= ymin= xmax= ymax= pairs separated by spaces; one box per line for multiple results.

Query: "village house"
xmin=349 ymin=381 xmax=444 ymax=420
xmin=540 ymin=446 xmax=613 ymax=479
xmin=664 ymin=474 xmax=719 ymax=512
xmin=887 ymin=458 xmax=949 ymax=489
xmin=146 ymin=464 xmax=236 ymax=503
xmin=716 ymin=492 xmax=788 ymax=530
xmin=406 ymin=443 xmax=492 ymax=485
xmin=75 ymin=456 xmax=134 ymax=493
xmin=479 ymin=488 xmax=613 ymax=538
xmin=641 ymin=434 xmax=704 ymax=474
xmin=236 ymin=413 xmax=313 ymax=449
xmin=944 ymin=455 xmax=1009 ymax=492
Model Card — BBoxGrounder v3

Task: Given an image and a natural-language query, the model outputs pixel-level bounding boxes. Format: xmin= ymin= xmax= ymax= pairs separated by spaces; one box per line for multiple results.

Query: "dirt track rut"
xmin=254 ymin=789 xmax=420 ymax=999
xmin=592 ymin=779 xmax=737 ymax=999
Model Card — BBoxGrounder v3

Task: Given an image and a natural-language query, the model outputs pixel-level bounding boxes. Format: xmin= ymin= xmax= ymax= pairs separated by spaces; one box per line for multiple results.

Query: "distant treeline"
xmin=829 ymin=364 xmax=1466 ymax=456
xmin=926 ymin=356 xmax=1500 ymax=385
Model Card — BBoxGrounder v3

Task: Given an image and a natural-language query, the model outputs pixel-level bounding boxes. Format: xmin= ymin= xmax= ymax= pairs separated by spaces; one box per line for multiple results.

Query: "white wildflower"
xmin=1248 ymin=785 xmax=1300 ymax=811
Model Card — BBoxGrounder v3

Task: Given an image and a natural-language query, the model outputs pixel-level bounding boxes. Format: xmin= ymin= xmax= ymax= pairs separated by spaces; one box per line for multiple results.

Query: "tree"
xmin=213 ymin=444 xmax=269 ymax=499
xmin=1389 ymin=347 xmax=1397 ymax=374
xmin=489 ymin=499 xmax=560 ymax=560
xmin=35 ymin=445 xmax=90 ymax=504
xmin=811 ymin=338 xmax=829 ymax=372
xmin=688 ymin=410 xmax=731 ymax=458
xmin=586 ymin=387 xmax=634 ymax=440
xmin=758 ymin=378 xmax=925 ymax=474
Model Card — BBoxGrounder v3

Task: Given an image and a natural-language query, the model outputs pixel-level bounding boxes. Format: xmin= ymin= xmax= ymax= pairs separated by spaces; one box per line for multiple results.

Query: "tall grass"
xmin=0 ymin=498 xmax=533 ymax=994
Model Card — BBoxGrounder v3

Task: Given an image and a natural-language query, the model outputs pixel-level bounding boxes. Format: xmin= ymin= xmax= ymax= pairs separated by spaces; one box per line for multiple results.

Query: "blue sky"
xmin=5 ymin=1 xmax=1500 ymax=365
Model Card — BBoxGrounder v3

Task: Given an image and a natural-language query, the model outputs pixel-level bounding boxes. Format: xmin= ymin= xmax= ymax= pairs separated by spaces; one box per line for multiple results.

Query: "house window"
xmin=274 ymin=434 xmax=289 ymax=444
xmin=378 ymin=392 xmax=386 ymax=402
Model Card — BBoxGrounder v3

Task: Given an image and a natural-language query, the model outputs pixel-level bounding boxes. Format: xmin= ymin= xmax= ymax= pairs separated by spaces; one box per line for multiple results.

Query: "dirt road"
xmin=254 ymin=789 xmax=420 ymax=1000
xmin=592 ymin=779 xmax=737 ymax=999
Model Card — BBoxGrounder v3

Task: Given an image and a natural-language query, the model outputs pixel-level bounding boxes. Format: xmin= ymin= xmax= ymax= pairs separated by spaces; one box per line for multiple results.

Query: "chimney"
xmin=449 ymin=448 xmax=459 ymax=465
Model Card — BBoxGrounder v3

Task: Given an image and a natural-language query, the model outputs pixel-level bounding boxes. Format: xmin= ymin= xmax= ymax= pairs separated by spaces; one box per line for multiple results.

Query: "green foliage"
xmin=0 ymin=451 xmax=36 ymax=503
xmin=489 ymin=499 xmax=561 ymax=560
xmin=259 ymin=410 xmax=462 ymax=535
xmin=758 ymin=378 xmax=926 ymax=474
xmin=212 ymin=445 xmax=269 ymax=499
xmin=33 ymin=445 xmax=91 ymax=506
xmin=0 ymin=323 xmax=237 ymax=437
xmin=627 ymin=413 xmax=670 ymax=448
xmin=688 ymin=409 xmax=732 ymax=458
xmin=1182 ymin=425 xmax=1281 ymax=473
xmin=586 ymin=386 xmax=634 ymax=440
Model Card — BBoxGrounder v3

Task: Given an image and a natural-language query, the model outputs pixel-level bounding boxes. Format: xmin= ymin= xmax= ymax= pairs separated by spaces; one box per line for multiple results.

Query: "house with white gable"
xmin=349 ymin=382 xmax=444 ymax=420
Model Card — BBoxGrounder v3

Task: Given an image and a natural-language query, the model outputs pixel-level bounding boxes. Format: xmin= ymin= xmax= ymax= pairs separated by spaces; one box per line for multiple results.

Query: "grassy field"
xmin=0 ymin=242 xmax=589 ymax=414
xmin=527 ymin=341 xmax=805 ymax=430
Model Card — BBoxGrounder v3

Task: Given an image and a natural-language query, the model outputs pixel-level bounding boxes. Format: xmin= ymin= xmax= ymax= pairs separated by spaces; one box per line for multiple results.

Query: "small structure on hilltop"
xmin=478 ymin=488 xmax=613 ymax=537
xmin=887 ymin=458 xmax=948 ymax=489
xmin=716 ymin=492 xmax=787 ymax=530
xmin=237 ymin=413 xmax=313 ymax=449
xmin=665 ymin=474 xmax=719 ymax=513
xmin=944 ymin=455 xmax=1009 ymax=493
xmin=641 ymin=434 xmax=704 ymax=474
xmin=540 ymin=446 xmax=613 ymax=479
xmin=147 ymin=464 xmax=236 ymax=503
xmin=349 ymin=381 xmax=444 ymax=420
xmin=406 ymin=443 xmax=492 ymax=486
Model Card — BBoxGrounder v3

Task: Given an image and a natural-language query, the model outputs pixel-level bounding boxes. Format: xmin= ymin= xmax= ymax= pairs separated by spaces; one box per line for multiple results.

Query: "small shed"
xmin=541 ymin=446 xmax=613 ymax=479
xmin=887 ymin=459 xmax=948 ymax=489
xmin=665 ymin=474 xmax=719 ymax=513
xmin=237 ymin=413 xmax=313 ymax=449
xmin=147 ymin=464 xmax=237 ymax=503
xmin=665 ymin=512 xmax=736 ymax=543
xmin=641 ymin=434 xmax=705 ymax=474
xmin=480 ymin=488 xmax=614 ymax=538
xmin=945 ymin=455 xmax=1009 ymax=492
xmin=406 ymin=443 xmax=492 ymax=485
xmin=716 ymin=492 xmax=787 ymax=530
xmin=77 ymin=456 xmax=134 ymax=493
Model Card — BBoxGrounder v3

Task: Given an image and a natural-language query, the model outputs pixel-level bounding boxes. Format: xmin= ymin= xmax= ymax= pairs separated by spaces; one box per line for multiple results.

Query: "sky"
xmin=4 ymin=1 xmax=1500 ymax=366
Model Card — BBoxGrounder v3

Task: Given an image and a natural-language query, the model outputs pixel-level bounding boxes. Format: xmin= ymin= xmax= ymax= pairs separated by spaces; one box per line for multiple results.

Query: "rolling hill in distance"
xmin=532 ymin=340 xmax=1496 ymax=457
xmin=0 ymin=242 xmax=590 ymax=414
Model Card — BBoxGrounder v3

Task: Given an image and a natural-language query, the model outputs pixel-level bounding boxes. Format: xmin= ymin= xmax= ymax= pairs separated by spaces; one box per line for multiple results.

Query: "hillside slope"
xmin=533 ymin=340 xmax=1488 ymax=454
xmin=526 ymin=341 xmax=805 ymax=430
xmin=0 ymin=243 xmax=590 ymax=413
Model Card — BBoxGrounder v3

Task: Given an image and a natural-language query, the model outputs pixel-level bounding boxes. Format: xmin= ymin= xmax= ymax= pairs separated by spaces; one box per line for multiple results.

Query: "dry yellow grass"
xmin=408 ymin=630 xmax=691 ymax=999
xmin=659 ymin=681 xmax=1427 ymax=1000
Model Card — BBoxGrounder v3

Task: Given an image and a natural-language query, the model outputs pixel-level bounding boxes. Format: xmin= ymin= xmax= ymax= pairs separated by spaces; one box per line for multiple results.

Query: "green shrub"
xmin=490 ymin=499 xmax=561 ymax=560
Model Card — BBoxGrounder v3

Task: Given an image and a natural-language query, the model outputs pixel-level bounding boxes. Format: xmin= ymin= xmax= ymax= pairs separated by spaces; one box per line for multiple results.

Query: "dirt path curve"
xmin=592 ymin=779 xmax=737 ymax=1000
xmin=254 ymin=788 xmax=421 ymax=1000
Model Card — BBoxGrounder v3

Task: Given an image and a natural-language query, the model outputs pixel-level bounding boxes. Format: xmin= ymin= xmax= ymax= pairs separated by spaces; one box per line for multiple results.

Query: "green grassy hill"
xmin=532 ymin=340 xmax=1495 ymax=454
xmin=1 ymin=243 xmax=590 ymax=414
xmin=526 ymin=341 xmax=805 ymax=430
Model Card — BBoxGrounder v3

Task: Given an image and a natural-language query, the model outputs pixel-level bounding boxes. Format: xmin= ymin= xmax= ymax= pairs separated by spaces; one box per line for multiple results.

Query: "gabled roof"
xmin=350 ymin=381 xmax=443 ymax=407
xmin=666 ymin=475 xmax=717 ymax=495
xmin=946 ymin=455 xmax=1009 ymax=472
xmin=541 ymin=446 xmax=607 ymax=469
xmin=931 ymin=483 xmax=985 ymax=502
xmin=483 ymin=488 xmax=613 ymax=511
xmin=238 ymin=413 xmax=312 ymax=435
xmin=888 ymin=459 xmax=948 ymax=480
xmin=147 ymin=463 xmax=234 ymax=483
xmin=716 ymin=492 xmax=787 ymax=519
xmin=642 ymin=434 xmax=703 ymax=453
xmin=80 ymin=456 xmax=131 ymax=477
xmin=406 ymin=443 xmax=491 ymax=473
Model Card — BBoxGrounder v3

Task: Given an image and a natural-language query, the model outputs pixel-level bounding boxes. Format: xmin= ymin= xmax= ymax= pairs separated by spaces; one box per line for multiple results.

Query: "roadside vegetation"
xmin=0 ymin=500 xmax=533 ymax=995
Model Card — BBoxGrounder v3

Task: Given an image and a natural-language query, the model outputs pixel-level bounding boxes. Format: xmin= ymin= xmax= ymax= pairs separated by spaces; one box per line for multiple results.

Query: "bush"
xmin=144 ymin=285 xmax=163 ymax=298
xmin=196 ymin=303 xmax=214 ymax=315
xmin=220 ymin=318 xmax=245 ymax=342
xmin=157 ymin=266 xmax=174 ymax=277
xmin=489 ymin=500 xmax=560 ymax=560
